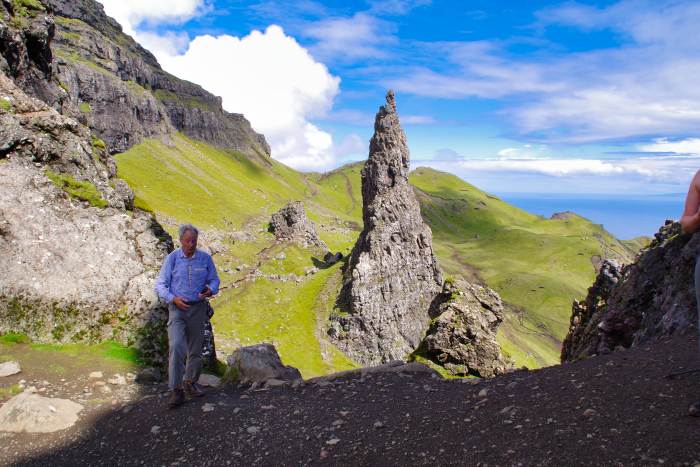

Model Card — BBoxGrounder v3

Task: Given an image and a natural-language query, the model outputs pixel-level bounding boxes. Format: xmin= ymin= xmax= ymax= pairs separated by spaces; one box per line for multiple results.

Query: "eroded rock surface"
xmin=420 ymin=280 xmax=511 ymax=378
xmin=0 ymin=54 xmax=171 ymax=364
xmin=562 ymin=221 xmax=700 ymax=361
xmin=269 ymin=201 xmax=327 ymax=249
xmin=329 ymin=91 xmax=443 ymax=365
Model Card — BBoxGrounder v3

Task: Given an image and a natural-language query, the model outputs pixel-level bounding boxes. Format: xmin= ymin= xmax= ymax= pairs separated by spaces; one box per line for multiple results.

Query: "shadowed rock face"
xmin=329 ymin=91 xmax=443 ymax=365
xmin=561 ymin=221 xmax=700 ymax=362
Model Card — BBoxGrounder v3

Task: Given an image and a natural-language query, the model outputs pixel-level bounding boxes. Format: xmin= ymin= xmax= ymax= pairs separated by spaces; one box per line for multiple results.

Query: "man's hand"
xmin=198 ymin=287 xmax=212 ymax=300
xmin=173 ymin=296 xmax=191 ymax=311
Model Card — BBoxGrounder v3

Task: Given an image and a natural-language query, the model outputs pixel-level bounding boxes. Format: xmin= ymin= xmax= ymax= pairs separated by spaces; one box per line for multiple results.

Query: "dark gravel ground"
xmin=5 ymin=335 xmax=700 ymax=466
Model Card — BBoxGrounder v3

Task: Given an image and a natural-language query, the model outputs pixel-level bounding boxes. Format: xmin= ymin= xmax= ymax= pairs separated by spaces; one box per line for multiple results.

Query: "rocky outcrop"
xmin=329 ymin=91 xmax=443 ymax=365
xmin=0 ymin=0 xmax=270 ymax=156
xmin=561 ymin=221 xmax=700 ymax=361
xmin=420 ymin=280 xmax=510 ymax=378
xmin=0 ymin=58 xmax=171 ymax=364
xmin=269 ymin=201 xmax=327 ymax=249
xmin=226 ymin=343 xmax=302 ymax=385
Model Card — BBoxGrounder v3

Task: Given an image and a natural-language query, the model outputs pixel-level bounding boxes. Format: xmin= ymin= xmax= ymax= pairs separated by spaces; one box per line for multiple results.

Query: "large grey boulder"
xmin=420 ymin=280 xmax=511 ymax=378
xmin=0 ymin=391 xmax=83 ymax=433
xmin=562 ymin=221 xmax=700 ymax=361
xmin=226 ymin=343 xmax=301 ymax=385
xmin=269 ymin=201 xmax=327 ymax=249
xmin=329 ymin=91 xmax=443 ymax=365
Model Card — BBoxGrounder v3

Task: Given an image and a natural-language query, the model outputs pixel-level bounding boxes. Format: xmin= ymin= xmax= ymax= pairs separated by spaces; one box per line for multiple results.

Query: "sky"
xmin=97 ymin=0 xmax=700 ymax=196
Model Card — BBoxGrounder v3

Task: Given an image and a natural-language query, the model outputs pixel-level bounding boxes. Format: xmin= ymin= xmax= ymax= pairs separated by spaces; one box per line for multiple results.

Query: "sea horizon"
xmin=496 ymin=192 xmax=686 ymax=240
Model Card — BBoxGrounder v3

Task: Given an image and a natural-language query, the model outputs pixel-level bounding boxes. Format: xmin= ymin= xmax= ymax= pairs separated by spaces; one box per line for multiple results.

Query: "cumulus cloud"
xmin=98 ymin=0 xmax=206 ymax=35
xmin=158 ymin=26 xmax=341 ymax=170
xmin=99 ymin=0 xmax=343 ymax=171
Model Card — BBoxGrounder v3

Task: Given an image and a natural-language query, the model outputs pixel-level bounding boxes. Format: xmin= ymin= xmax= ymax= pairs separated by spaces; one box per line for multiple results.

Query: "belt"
xmin=184 ymin=299 xmax=204 ymax=305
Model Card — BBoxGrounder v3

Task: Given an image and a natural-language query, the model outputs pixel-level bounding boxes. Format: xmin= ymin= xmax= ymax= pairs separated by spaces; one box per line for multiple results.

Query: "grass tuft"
xmin=45 ymin=169 xmax=108 ymax=208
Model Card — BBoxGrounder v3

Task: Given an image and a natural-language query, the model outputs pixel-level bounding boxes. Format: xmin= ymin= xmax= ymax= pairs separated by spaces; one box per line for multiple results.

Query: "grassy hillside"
xmin=116 ymin=134 xmax=637 ymax=373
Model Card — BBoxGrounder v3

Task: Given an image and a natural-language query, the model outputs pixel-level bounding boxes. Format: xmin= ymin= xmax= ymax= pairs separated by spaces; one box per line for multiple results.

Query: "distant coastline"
xmin=497 ymin=192 xmax=685 ymax=240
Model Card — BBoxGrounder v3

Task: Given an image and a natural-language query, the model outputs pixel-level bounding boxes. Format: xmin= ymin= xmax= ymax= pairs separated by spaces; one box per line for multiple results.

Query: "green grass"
xmin=79 ymin=102 xmax=91 ymax=113
xmin=115 ymin=133 xmax=635 ymax=371
xmin=45 ymin=169 xmax=108 ymax=208
xmin=27 ymin=340 xmax=142 ymax=365
xmin=153 ymin=88 xmax=217 ymax=112
xmin=0 ymin=98 xmax=12 ymax=112
xmin=0 ymin=332 xmax=30 ymax=344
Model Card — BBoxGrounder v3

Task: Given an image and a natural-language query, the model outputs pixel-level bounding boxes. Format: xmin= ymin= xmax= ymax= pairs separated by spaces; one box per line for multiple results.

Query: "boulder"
xmin=562 ymin=221 xmax=700 ymax=361
xmin=226 ymin=343 xmax=301 ymax=385
xmin=330 ymin=91 xmax=443 ymax=365
xmin=268 ymin=201 xmax=327 ymax=249
xmin=420 ymin=280 xmax=511 ymax=378
xmin=0 ymin=392 xmax=83 ymax=433
xmin=0 ymin=361 xmax=21 ymax=377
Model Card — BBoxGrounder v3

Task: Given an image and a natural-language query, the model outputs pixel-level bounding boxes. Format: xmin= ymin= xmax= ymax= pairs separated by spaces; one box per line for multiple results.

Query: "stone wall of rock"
xmin=420 ymin=280 xmax=511 ymax=378
xmin=269 ymin=201 xmax=327 ymax=249
xmin=329 ymin=91 xmax=443 ymax=365
xmin=0 ymin=58 xmax=172 ymax=364
xmin=561 ymin=221 xmax=700 ymax=362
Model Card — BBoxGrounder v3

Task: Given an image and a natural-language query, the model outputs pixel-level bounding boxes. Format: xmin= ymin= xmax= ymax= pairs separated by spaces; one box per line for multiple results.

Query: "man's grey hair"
xmin=178 ymin=223 xmax=199 ymax=239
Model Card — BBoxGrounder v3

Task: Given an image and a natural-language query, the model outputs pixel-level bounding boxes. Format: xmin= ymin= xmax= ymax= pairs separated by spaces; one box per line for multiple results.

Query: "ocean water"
xmin=497 ymin=193 xmax=686 ymax=240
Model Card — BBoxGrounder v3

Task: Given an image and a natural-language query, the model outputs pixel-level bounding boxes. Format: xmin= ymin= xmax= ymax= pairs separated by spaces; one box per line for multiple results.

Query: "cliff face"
xmin=0 ymin=2 xmax=173 ymax=364
xmin=2 ymin=0 xmax=270 ymax=157
xmin=562 ymin=221 xmax=700 ymax=362
xmin=329 ymin=91 xmax=443 ymax=365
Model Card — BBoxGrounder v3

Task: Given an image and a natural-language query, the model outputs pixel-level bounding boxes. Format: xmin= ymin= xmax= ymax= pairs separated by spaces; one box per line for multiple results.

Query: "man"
xmin=156 ymin=224 xmax=220 ymax=408
xmin=680 ymin=170 xmax=700 ymax=416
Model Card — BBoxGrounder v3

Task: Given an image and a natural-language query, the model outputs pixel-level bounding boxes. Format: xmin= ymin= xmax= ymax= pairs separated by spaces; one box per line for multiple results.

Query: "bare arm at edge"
xmin=680 ymin=170 xmax=700 ymax=234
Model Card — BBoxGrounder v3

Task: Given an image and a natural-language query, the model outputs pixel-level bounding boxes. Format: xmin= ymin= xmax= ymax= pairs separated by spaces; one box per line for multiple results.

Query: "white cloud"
xmin=401 ymin=115 xmax=436 ymax=125
xmin=304 ymin=13 xmax=396 ymax=62
xmin=390 ymin=1 xmax=700 ymax=143
xmin=157 ymin=26 xmax=341 ymax=171
xmin=99 ymin=0 xmax=344 ymax=172
xmin=98 ymin=0 xmax=206 ymax=35
xmin=639 ymin=138 xmax=700 ymax=155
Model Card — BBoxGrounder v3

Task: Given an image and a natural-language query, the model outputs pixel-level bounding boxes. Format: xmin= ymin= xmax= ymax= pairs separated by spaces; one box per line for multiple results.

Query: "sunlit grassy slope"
xmin=116 ymin=133 xmax=636 ymax=373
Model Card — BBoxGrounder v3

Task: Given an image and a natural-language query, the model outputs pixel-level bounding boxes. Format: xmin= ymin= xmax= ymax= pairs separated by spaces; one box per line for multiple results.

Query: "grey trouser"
xmin=168 ymin=301 xmax=207 ymax=390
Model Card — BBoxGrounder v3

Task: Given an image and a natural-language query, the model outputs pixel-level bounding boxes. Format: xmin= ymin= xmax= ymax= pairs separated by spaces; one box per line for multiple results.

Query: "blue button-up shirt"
xmin=155 ymin=248 xmax=220 ymax=304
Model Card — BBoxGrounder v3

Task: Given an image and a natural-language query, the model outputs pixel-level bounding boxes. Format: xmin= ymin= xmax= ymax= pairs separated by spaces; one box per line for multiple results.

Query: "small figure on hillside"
xmin=679 ymin=170 xmax=700 ymax=417
xmin=156 ymin=224 xmax=220 ymax=408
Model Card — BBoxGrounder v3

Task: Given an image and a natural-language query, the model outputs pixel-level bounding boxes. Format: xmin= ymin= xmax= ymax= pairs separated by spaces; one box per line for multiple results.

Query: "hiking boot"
xmin=689 ymin=400 xmax=700 ymax=417
xmin=183 ymin=380 xmax=205 ymax=398
xmin=168 ymin=388 xmax=185 ymax=409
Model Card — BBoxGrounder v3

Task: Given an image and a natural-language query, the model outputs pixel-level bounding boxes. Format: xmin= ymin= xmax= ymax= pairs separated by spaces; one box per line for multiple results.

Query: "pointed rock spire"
xmin=329 ymin=91 xmax=443 ymax=365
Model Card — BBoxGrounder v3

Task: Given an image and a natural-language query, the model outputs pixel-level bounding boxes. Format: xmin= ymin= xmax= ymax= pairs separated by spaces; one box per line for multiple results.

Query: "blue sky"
xmin=99 ymin=0 xmax=700 ymax=195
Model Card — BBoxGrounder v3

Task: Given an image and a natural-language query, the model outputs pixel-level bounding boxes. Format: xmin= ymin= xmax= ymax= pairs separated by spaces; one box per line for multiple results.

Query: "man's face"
xmin=181 ymin=230 xmax=197 ymax=256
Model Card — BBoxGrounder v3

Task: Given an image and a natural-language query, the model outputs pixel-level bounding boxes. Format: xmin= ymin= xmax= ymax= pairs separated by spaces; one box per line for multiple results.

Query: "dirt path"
xmin=2 ymin=335 xmax=699 ymax=465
